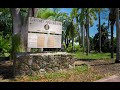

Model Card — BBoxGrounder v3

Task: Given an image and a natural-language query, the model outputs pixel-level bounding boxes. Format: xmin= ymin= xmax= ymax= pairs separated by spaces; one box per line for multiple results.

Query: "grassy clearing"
xmin=73 ymin=52 xmax=116 ymax=59
xmin=11 ymin=64 xmax=112 ymax=82
xmin=12 ymin=64 xmax=88 ymax=82
xmin=9 ymin=52 xmax=116 ymax=82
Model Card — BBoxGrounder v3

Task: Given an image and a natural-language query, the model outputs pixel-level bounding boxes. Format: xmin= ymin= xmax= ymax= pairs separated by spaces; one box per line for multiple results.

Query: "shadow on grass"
xmin=90 ymin=62 xmax=115 ymax=66
xmin=75 ymin=58 xmax=99 ymax=62
xmin=0 ymin=60 xmax=14 ymax=79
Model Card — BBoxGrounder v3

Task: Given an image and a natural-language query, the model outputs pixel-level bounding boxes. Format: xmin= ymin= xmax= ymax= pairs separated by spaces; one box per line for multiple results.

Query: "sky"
xmin=59 ymin=8 xmax=116 ymax=37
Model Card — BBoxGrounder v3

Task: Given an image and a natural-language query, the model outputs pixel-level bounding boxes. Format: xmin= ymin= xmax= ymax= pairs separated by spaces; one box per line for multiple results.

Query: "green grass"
xmin=44 ymin=64 xmax=89 ymax=79
xmin=13 ymin=65 xmax=89 ymax=82
xmin=44 ymin=72 xmax=70 ymax=79
xmin=73 ymin=64 xmax=89 ymax=74
xmin=73 ymin=52 xmax=116 ymax=59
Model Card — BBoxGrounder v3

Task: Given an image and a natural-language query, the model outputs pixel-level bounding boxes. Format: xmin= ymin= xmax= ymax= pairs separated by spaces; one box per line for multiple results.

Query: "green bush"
xmin=66 ymin=44 xmax=72 ymax=52
xmin=0 ymin=32 xmax=11 ymax=57
xmin=66 ymin=44 xmax=82 ymax=52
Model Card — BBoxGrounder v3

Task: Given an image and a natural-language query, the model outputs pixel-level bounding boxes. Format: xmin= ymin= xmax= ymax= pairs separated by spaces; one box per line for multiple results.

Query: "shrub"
xmin=0 ymin=32 xmax=11 ymax=57
xmin=66 ymin=44 xmax=82 ymax=52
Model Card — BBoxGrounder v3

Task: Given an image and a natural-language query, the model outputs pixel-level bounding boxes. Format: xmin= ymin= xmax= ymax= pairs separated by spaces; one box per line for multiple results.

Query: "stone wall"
xmin=14 ymin=52 xmax=74 ymax=76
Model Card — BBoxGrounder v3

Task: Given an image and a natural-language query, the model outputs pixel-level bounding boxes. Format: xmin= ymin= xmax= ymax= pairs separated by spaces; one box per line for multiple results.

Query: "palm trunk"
xmin=78 ymin=32 xmax=81 ymax=46
xmin=86 ymin=9 xmax=89 ymax=55
xmin=115 ymin=8 xmax=120 ymax=63
xmin=81 ymin=24 xmax=85 ymax=52
xmin=66 ymin=38 xmax=69 ymax=48
xmin=76 ymin=17 xmax=81 ymax=47
xmin=111 ymin=24 xmax=114 ymax=58
xmin=98 ymin=12 xmax=102 ymax=53
xmin=72 ymin=38 xmax=74 ymax=52
xmin=83 ymin=25 xmax=85 ymax=53
xmin=88 ymin=22 xmax=90 ymax=54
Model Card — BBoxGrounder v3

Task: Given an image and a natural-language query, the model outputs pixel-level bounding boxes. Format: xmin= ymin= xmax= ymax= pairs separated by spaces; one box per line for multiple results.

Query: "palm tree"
xmin=70 ymin=8 xmax=81 ymax=47
xmin=70 ymin=20 xmax=76 ymax=52
xmin=79 ymin=8 xmax=86 ymax=53
xmin=65 ymin=19 xmax=76 ymax=51
xmin=115 ymin=8 xmax=120 ymax=63
xmin=84 ymin=8 xmax=97 ymax=55
xmin=95 ymin=8 xmax=102 ymax=53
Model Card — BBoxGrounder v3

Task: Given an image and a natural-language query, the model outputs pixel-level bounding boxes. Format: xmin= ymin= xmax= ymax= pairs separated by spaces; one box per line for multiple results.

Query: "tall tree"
xmin=85 ymin=8 xmax=90 ymax=55
xmin=65 ymin=20 xmax=76 ymax=51
xmin=11 ymin=8 xmax=36 ymax=52
xmin=79 ymin=8 xmax=86 ymax=53
xmin=11 ymin=8 xmax=37 ymax=77
xmin=109 ymin=8 xmax=116 ymax=58
xmin=115 ymin=8 xmax=120 ymax=63
xmin=93 ymin=23 xmax=110 ymax=52
xmin=70 ymin=8 xmax=80 ymax=47
xmin=95 ymin=8 xmax=102 ymax=53
xmin=79 ymin=8 xmax=97 ymax=55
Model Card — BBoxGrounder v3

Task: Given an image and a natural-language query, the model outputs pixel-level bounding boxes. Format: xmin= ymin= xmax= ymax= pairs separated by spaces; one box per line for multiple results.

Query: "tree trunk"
xmin=78 ymin=32 xmax=81 ymax=46
xmin=11 ymin=8 xmax=22 ymax=58
xmin=88 ymin=21 xmax=90 ymax=54
xmin=66 ymin=38 xmax=69 ymax=48
xmin=86 ymin=9 xmax=89 ymax=55
xmin=111 ymin=24 xmax=114 ymax=58
xmin=98 ymin=12 xmax=102 ymax=53
xmin=81 ymin=23 xmax=85 ymax=52
xmin=11 ymin=8 xmax=22 ymax=35
xmin=83 ymin=25 xmax=85 ymax=53
xmin=11 ymin=8 xmax=38 ymax=77
xmin=11 ymin=8 xmax=22 ymax=77
xmin=76 ymin=17 xmax=81 ymax=47
xmin=115 ymin=8 xmax=120 ymax=63
xmin=11 ymin=8 xmax=34 ymax=52
xmin=72 ymin=38 xmax=74 ymax=52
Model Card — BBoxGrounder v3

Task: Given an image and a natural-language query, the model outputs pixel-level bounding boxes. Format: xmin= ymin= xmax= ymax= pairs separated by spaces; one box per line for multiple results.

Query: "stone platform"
xmin=14 ymin=52 xmax=74 ymax=76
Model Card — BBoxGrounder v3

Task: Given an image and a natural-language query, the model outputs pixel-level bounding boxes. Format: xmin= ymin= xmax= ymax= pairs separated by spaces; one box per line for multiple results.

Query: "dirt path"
xmin=94 ymin=75 xmax=120 ymax=82
xmin=81 ymin=59 xmax=120 ymax=82
xmin=87 ymin=60 xmax=120 ymax=75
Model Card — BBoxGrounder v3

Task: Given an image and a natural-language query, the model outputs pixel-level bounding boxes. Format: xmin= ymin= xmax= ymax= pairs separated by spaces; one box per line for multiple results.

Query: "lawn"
xmin=72 ymin=52 xmax=116 ymax=59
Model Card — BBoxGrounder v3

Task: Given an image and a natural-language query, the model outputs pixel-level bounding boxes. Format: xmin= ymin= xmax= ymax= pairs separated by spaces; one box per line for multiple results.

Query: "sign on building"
xmin=27 ymin=17 xmax=62 ymax=48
